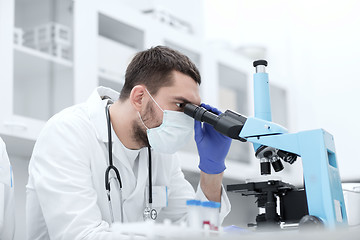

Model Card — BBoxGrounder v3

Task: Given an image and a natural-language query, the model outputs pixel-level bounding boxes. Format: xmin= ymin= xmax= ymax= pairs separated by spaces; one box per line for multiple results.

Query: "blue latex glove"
xmin=195 ymin=103 xmax=232 ymax=174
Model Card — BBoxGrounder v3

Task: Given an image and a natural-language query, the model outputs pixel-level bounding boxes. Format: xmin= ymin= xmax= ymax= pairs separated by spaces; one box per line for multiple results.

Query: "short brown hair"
xmin=119 ymin=46 xmax=201 ymax=100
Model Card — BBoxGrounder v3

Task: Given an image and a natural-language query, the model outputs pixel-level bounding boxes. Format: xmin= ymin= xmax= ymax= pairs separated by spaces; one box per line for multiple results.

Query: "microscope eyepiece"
xmin=183 ymin=104 xmax=219 ymax=126
xmin=253 ymin=60 xmax=268 ymax=73
xmin=253 ymin=60 xmax=268 ymax=67
xmin=183 ymin=103 xmax=200 ymax=119
xmin=184 ymin=103 xmax=247 ymax=141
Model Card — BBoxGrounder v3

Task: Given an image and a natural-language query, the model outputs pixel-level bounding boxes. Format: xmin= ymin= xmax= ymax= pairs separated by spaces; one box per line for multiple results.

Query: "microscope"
xmin=184 ymin=60 xmax=347 ymax=229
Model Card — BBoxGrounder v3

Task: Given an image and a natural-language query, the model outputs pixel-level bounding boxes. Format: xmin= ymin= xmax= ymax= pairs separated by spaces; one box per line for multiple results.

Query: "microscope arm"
xmin=239 ymin=117 xmax=288 ymax=138
xmin=244 ymin=133 xmax=301 ymax=156
xmin=239 ymin=116 xmax=301 ymax=156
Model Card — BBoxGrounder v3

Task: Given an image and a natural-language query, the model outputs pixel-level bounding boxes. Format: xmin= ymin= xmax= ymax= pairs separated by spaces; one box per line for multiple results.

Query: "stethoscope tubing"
xmin=105 ymin=103 xmax=153 ymax=223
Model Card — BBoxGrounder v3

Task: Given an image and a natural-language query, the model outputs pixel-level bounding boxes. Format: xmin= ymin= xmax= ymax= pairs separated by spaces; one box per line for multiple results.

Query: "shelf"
xmin=98 ymin=71 xmax=124 ymax=93
xmin=13 ymin=47 xmax=74 ymax=121
xmin=0 ymin=133 xmax=35 ymax=158
xmin=0 ymin=116 xmax=44 ymax=139
xmin=97 ymin=34 xmax=137 ymax=92
xmin=14 ymin=44 xmax=72 ymax=68
xmin=98 ymin=70 xmax=124 ymax=84
xmin=98 ymin=35 xmax=136 ymax=84
xmin=15 ymin=0 xmax=73 ymax=27
xmin=98 ymin=13 xmax=144 ymax=50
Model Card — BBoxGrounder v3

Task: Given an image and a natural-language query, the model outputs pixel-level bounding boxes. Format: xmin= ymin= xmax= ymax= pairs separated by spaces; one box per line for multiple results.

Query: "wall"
xmin=288 ymin=0 xmax=360 ymax=181
xmin=204 ymin=0 xmax=360 ymax=182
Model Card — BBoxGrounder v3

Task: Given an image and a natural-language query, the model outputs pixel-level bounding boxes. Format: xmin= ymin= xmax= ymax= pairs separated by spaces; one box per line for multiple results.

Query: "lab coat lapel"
xmin=122 ymin=148 xmax=149 ymax=222
xmin=111 ymin=140 xmax=136 ymax=193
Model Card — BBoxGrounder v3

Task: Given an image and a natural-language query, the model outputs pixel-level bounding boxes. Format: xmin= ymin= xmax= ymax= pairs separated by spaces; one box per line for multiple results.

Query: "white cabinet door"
xmin=97 ymin=2 xmax=147 ymax=93
xmin=0 ymin=0 xmax=77 ymax=143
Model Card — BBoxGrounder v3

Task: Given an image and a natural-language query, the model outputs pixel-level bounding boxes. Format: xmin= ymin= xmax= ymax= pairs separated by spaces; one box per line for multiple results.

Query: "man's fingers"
xmin=194 ymin=120 xmax=203 ymax=141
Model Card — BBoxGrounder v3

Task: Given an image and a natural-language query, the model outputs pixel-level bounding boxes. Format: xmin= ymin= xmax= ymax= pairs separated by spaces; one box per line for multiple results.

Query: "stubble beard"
xmin=132 ymin=102 xmax=154 ymax=148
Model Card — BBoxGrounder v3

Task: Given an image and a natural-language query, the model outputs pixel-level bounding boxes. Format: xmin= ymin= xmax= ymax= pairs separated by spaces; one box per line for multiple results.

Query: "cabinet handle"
xmin=3 ymin=122 xmax=28 ymax=131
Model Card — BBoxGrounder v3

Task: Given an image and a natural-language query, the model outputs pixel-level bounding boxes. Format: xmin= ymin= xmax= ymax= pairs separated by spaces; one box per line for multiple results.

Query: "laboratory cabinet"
xmin=0 ymin=0 xmax=98 ymax=157
xmin=97 ymin=10 xmax=145 ymax=91
xmin=0 ymin=0 xmax=292 ymax=178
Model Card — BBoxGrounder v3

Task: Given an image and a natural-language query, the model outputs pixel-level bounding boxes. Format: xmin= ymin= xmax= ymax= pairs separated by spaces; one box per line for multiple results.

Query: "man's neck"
xmin=109 ymin=100 xmax=142 ymax=150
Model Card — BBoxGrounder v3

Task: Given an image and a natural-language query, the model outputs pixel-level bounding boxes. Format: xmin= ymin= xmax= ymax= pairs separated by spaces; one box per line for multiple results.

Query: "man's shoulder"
xmin=40 ymin=103 xmax=94 ymax=139
xmin=49 ymin=103 xmax=89 ymax=124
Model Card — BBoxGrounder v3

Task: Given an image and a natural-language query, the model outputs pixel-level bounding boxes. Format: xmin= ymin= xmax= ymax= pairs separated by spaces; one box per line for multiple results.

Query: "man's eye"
xmin=176 ymin=103 xmax=185 ymax=108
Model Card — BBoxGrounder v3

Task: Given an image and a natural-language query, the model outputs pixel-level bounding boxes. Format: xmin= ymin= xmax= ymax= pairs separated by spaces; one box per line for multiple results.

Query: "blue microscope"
xmin=184 ymin=60 xmax=347 ymax=229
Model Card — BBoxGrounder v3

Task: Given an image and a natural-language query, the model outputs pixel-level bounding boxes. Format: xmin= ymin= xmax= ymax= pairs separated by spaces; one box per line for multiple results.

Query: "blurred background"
xmin=1 ymin=0 xmax=359 ymax=239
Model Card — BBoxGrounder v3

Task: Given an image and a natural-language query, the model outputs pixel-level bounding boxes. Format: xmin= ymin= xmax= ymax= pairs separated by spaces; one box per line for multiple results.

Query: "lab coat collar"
xmin=87 ymin=86 xmax=120 ymax=143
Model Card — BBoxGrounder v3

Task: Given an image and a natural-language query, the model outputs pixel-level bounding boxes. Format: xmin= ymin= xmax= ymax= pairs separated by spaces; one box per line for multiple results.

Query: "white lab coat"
xmin=26 ymin=87 xmax=231 ymax=240
xmin=0 ymin=137 xmax=15 ymax=240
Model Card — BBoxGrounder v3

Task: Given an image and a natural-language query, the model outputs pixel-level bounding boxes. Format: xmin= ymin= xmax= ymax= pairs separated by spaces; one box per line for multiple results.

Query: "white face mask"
xmin=138 ymin=89 xmax=194 ymax=154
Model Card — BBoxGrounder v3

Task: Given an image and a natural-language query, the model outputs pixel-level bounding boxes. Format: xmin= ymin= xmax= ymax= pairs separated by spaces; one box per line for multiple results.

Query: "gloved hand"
xmin=195 ymin=103 xmax=232 ymax=174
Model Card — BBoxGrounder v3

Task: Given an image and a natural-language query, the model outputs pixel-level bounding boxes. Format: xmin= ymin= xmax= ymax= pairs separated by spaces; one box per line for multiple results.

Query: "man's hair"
xmin=119 ymin=46 xmax=201 ymax=100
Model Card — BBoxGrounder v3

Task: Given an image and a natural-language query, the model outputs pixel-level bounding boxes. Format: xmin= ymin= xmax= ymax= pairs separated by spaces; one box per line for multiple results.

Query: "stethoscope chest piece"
xmin=143 ymin=206 xmax=157 ymax=220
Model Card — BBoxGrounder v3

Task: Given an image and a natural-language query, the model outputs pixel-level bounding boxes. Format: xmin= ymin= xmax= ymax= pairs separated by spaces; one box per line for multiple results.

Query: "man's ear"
xmin=129 ymin=85 xmax=146 ymax=111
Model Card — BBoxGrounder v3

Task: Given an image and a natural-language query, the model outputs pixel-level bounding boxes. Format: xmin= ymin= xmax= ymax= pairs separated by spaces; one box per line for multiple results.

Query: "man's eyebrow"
xmin=173 ymin=96 xmax=191 ymax=103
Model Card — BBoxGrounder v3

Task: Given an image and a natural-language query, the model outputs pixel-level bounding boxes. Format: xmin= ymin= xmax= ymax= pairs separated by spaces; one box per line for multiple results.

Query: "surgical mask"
xmin=138 ymin=89 xmax=194 ymax=154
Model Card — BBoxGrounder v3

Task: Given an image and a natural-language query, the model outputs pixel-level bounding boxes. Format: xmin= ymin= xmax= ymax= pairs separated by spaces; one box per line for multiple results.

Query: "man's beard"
xmin=132 ymin=101 xmax=156 ymax=148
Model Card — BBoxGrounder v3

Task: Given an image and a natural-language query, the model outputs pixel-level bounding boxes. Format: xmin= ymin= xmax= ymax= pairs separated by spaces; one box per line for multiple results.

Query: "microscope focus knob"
xmin=299 ymin=215 xmax=324 ymax=230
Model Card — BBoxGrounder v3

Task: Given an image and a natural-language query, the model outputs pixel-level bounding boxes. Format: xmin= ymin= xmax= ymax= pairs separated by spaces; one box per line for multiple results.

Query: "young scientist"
xmin=0 ymin=137 xmax=15 ymax=240
xmin=26 ymin=46 xmax=232 ymax=239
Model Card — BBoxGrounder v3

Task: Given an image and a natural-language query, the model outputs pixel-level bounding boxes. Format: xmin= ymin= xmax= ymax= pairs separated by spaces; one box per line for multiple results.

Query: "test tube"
xmin=186 ymin=199 xmax=202 ymax=229
xmin=201 ymin=201 xmax=221 ymax=231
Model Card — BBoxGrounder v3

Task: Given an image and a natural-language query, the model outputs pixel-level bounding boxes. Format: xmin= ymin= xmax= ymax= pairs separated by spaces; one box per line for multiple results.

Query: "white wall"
xmin=289 ymin=0 xmax=360 ymax=181
xmin=204 ymin=0 xmax=360 ymax=182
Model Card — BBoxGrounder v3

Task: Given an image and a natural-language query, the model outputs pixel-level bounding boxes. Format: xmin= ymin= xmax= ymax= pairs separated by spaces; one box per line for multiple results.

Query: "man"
xmin=0 ymin=137 xmax=15 ymax=240
xmin=26 ymin=46 xmax=232 ymax=239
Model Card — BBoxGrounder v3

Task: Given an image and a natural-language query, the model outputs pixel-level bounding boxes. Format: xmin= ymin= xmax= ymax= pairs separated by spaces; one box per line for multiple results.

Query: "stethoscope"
xmin=105 ymin=102 xmax=157 ymax=223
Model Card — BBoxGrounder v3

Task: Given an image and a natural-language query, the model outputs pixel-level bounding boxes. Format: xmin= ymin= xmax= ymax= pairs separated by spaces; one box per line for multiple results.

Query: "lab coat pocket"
xmin=147 ymin=186 xmax=168 ymax=208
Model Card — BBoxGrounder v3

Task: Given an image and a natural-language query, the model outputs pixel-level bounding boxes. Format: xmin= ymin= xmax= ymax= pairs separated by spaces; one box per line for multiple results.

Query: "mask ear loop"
xmin=138 ymin=112 xmax=149 ymax=130
xmin=144 ymin=88 xmax=164 ymax=112
xmin=139 ymin=88 xmax=164 ymax=130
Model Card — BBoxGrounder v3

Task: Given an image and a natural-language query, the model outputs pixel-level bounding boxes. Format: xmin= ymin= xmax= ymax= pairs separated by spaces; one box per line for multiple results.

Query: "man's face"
xmin=133 ymin=71 xmax=201 ymax=147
